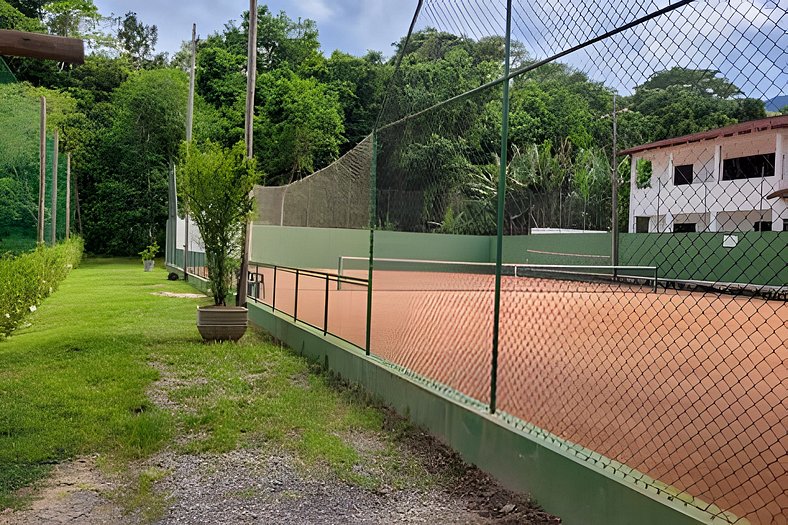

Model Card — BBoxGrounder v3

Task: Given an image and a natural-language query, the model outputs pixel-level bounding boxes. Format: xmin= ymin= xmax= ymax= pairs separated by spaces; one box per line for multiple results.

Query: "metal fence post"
xmin=365 ymin=132 xmax=378 ymax=356
xmin=294 ymin=269 xmax=299 ymax=321
xmin=490 ymin=0 xmax=513 ymax=415
xmin=324 ymin=274 xmax=329 ymax=335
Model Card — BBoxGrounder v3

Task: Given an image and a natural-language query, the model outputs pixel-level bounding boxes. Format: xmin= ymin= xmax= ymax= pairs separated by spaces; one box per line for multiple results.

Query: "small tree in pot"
xmin=178 ymin=141 xmax=259 ymax=341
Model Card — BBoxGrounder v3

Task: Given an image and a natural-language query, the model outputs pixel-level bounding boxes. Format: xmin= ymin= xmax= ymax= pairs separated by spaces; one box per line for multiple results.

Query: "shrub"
xmin=0 ymin=237 xmax=84 ymax=339
xmin=177 ymin=141 xmax=259 ymax=306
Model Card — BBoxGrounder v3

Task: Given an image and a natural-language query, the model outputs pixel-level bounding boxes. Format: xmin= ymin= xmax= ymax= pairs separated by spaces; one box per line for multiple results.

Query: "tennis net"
xmin=338 ymin=256 xmax=658 ymax=293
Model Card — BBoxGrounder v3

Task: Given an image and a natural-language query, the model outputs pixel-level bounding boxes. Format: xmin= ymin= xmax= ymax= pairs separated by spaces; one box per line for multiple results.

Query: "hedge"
xmin=0 ymin=237 xmax=84 ymax=339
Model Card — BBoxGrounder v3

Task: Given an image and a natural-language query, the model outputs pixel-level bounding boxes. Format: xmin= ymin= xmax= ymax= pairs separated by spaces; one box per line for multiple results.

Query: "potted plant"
xmin=178 ymin=141 xmax=259 ymax=342
xmin=139 ymin=241 xmax=159 ymax=272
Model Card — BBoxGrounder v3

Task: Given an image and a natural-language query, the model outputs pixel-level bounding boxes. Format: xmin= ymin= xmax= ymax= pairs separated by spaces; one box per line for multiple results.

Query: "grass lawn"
xmin=0 ymin=258 xmax=412 ymax=510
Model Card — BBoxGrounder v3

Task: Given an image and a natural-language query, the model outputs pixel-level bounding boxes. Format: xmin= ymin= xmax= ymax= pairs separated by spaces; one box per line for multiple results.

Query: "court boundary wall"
xmin=247 ymin=301 xmax=714 ymax=525
xmin=250 ymin=225 xmax=787 ymax=286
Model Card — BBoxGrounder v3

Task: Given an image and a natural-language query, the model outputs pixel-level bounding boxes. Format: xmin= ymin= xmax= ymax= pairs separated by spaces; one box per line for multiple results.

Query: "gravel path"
xmin=153 ymin=448 xmax=550 ymax=524
xmin=3 ymin=357 xmax=561 ymax=524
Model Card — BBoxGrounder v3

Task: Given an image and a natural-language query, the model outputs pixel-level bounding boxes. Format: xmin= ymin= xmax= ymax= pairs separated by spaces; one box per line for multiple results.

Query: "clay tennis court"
xmin=249 ymin=263 xmax=787 ymax=524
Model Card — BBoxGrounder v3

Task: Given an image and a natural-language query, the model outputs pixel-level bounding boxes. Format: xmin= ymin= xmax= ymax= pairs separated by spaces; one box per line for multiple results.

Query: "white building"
xmin=621 ymin=116 xmax=788 ymax=233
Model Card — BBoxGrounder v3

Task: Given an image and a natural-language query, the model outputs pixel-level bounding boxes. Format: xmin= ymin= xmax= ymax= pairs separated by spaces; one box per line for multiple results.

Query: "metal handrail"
xmin=246 ymin=261 xmax=369 ymax=349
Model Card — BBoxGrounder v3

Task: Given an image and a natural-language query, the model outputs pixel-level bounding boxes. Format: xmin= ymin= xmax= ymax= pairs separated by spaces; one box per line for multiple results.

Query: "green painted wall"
xmin=500 ymin=233 xmax=612 ymax=265
xmin=249 ymin=226 xmax=787 ymax=286
xmin=620 ymin=232 xmax=788 ymax=287
xmin=250 ymin=225 xmax=490 ymax=269
xmin=248 ymin=303 xmax=714 ymax=525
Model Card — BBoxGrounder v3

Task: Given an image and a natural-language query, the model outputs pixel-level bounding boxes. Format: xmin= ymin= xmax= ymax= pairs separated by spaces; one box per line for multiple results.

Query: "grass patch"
xmin=0 ymin=258 xmax=436 ymax=510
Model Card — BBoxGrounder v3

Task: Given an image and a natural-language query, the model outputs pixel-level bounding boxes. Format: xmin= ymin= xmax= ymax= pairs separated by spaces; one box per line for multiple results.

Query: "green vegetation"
xmin=0 ymin=259 xmax=428 ymax=509
xmin=177 ymin=141 xmax=259 ymax=305
xmin=0 ymin=237 xmax=83 ymax=338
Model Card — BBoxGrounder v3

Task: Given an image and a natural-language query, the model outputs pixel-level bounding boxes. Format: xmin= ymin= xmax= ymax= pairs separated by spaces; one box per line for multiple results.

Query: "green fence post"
xmin=365 ymin=133 xmax=377 ymax=356
xmin=490 ymin=0 xmax=513 ymax=415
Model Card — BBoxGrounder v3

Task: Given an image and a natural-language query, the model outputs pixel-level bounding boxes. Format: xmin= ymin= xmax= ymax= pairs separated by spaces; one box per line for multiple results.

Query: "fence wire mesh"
xmin=254 ymin=136 xmax=372 ymax=228
xmin=249 ymin=0 xmax=787 ymax=523
xmin=0 ymin=82 xmax=73 ymax=254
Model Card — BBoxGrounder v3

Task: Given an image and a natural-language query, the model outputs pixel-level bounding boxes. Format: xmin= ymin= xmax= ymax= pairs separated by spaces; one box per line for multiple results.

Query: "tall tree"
xmin=255 ymin=69 xmax=344 ymax=184
xmin=116 ymin=11 xmax=160 ymax=68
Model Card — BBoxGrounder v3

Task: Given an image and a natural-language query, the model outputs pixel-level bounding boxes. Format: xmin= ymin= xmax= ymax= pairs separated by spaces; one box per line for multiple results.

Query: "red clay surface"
xmin=251 ymin=266 xmax=787 ymax=524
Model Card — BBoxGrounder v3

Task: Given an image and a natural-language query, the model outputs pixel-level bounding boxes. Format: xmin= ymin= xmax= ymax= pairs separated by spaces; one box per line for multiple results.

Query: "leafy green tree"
xmin=4 ymin=0 xmax=46 ymax=19
xmin=42 ymin=0 xmax=101 ymax=39
xmin=0 ymin=0 xmax=44 ymax=30
xmin=82 ymin=69 xmax=188 ymax=254
xmin=636 ymin=67 xmax=741 ymax=98
xmin=116 ymin=11 xmax=162 ymax=68
xmin=628 ymin=68 xmax=765 ymax=142
xmin=255 ymin=70 xmax=344 ymax=184
xmin=320 ymin=50 xmax=391 ymax=151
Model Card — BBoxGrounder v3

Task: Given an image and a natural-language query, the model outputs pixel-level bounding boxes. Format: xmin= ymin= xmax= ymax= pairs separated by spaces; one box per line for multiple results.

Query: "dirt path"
xmin=0 ymin=457 xmax=122 ymax=525
xmin=2 ymin=362 xmax=559 ymax=525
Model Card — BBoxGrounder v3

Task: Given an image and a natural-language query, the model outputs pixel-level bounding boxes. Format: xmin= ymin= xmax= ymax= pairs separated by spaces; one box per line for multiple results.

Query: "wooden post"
xmin=0 ymin=30 xmax=84 ymax=63
xmin=38 ymin=96 xmax=46 ymax=244
xmin=238 ymin=0 xmax=257 ymax=307
xmin=65 ymin=153 xmax=71 ymax=240
xmin=51 ymin=129 xmax=59 ymax=245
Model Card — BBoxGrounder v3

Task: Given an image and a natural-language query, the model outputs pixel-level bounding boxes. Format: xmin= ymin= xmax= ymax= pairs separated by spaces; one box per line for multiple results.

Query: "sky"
xmin=91 ymin=0 xmax=418 ymax=59
xmin=90 ymin=0 xmax=784 ymax=100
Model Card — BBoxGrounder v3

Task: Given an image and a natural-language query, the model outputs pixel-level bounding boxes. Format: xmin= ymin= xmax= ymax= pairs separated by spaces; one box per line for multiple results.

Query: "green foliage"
xmin=636 ymin=158 xmax=653 ymax=189
xmin=0 ymin=83 xmax=78 ymax=248
xmin=0 ymin=237 xmax=83 ymax=338
xmin=0 ymin=0 xmax=44 ymax=31
xmin=177 ymin=141 xmax=259 ymax=305
xmin=81 ymin=69 xmax=190 ymax=255
xmin=138 ymin=241 xmax=158 ymax=261
xmin=116 ymin=11 xmax=161 ymax=68
xmin=255 ymin=70 xmax=345 ymax=184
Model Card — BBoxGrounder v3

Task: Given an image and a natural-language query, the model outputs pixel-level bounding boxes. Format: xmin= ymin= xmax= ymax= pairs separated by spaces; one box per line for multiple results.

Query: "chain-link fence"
xmin=250 ymin=1 xmax=787 ymax=522
xmin=0 ymin=81 xmax=74 ymax=254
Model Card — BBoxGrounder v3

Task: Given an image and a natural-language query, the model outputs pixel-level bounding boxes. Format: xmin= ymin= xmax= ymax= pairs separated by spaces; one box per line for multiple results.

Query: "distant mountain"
xmin=764 ymin=95 xmax=788 ymax=112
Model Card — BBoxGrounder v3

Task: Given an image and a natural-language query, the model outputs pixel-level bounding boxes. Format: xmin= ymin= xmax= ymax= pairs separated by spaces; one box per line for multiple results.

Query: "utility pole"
xmin=183 ymin=23 xmax=197 ymax=281
xmin=65 ymin=152 xmax=71 ymax=240
xmin=238 ymin=0 xmax=257 ymax=307
xmin=38 ymin=96 xmax=46 ymax=244
xmin=51 ymin=129 xmax=59 ymax=245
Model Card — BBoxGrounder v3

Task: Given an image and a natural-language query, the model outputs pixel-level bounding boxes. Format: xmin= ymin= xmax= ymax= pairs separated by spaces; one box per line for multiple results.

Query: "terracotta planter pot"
xmin=197 ymin=306 xmax=248 ymax=342
xmin=143 ymin=260 xmax=155 ymax=272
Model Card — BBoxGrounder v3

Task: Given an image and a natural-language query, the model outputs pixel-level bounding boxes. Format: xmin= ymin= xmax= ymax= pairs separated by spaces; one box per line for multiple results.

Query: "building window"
xmin=636 ymin=217 xmax=650 ymax=233
xmin=722 ymin=153 xmax=775 ymax=180
xmin=674 ymin=164 xmax=693 ymax=185
xmin=673 ymin=223 xmax=696 ymax=233
xmin=636 ymin=159 xmax=652 ymax=189
xmin=784 ymin=219 xmax=788 ymax=232
xmin=754 ymin=221 xmax=772 ymax=232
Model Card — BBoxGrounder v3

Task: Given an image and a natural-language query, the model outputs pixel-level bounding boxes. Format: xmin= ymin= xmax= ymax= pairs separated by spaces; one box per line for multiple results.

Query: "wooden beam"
xmin=0 ymin=30 xmax=84 ymax=64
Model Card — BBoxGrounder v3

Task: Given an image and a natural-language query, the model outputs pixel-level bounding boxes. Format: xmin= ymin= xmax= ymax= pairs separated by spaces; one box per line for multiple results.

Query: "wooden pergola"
xmin=0 ymin=29 xmax=84 ymax=63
